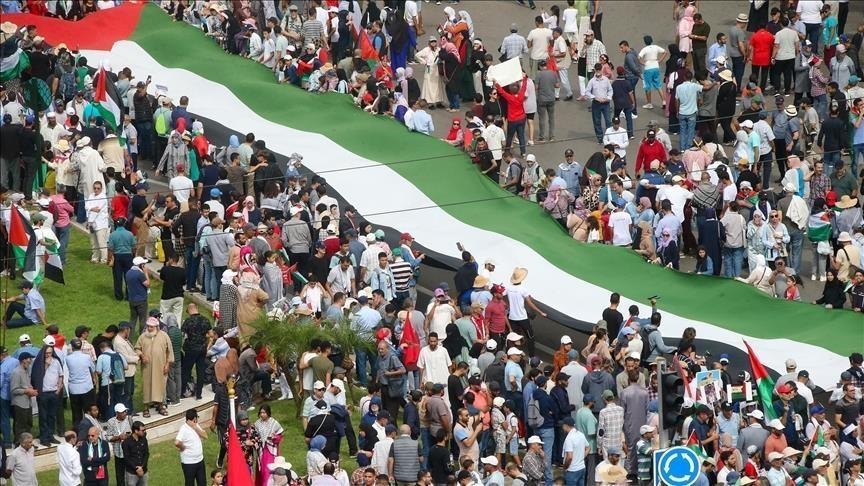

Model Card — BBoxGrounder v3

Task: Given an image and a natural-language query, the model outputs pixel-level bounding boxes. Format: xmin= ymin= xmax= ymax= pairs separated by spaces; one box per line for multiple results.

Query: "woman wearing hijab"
xmin=677 ymin=6 xmax=696 ymax=60
xmin=307 ymin=435 xmax=329 ymax=480
xmin=543 ymin=179 xmax=575 ymax=228
xmin=657 ymin=228 xmax=680 ymax=269
xmin=567 ymin=198 xmax=591 ymax=242
xmin=697 ymin=207 xmax=723 ymax=276
xmin=667 ymin=58 xmax=690 ymax=134
xmin=157 ymin=127 xmax=190 ymax=178
xmin=212 ymin=345 xmax=239 ymax=468
xmin=386 ymin=6 xmax=413 ymax=71
xmin=746 ymin=210 xmax=767 ymax=272
xmin=241 ymin=195 xmax=263 ymax=225
xmin=443 ymin=118 xmax=465 ymax=147
xmin=736 ymin=254 xmax=774 ymax=294
xmin=444 ymin=8 xmax=475 ymax=102
xmin=360 ymin=0 xmax=381 ymax=29
xmin=226 ymin=410 xmax=261 ymax=472
xmin=469 ymin=38 xmax=488 ymax=96
xmin=404 ymin=67 xmax=421 ymax=105
xmin=813 ymin=269 xmax=846 ymax=309
xmin=217 ymin=134 xmax=241 ymax=166
xmin=255 ymin=404 xmax=284 ymax=486
xmin=237 ymin=271 xmax=269 ymax=340
xmin=443 ymin=323 xmax=470 ymax=363
xmin=415 ymin=36 xmax=446 ymax=107
xmin=439 ymin=36 xmax=463 ymax=112
xmin=218 ymin=270 xmax=240 ymax=329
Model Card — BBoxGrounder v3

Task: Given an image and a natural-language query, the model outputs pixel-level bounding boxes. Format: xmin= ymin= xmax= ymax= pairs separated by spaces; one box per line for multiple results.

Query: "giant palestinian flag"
xmin=9 ymin=3 xmax=861 ymax=387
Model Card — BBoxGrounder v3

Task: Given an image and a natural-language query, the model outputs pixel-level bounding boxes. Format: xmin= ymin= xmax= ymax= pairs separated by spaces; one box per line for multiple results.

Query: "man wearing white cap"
xmin=39 ymin=111 xmax=69 ymax=146
xmin=477 ymin=339 xmax=497 ymax=375
xmin=105 ymin=403 xmax=132 ymax=483
xmin=737 ymin=409 xmax=769 ymax=458
xmin=481 ymin=455 xmax=505 ymax=486
xmin=765 ymin=451 xmax=790 ymax=485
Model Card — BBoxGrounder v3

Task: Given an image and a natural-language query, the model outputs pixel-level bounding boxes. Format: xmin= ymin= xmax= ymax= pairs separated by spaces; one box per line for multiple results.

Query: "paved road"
xmin=404 ymin=0 xmax=864 ymax=303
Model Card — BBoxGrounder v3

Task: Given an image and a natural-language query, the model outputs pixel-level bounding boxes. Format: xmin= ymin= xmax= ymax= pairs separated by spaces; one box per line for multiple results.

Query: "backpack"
xmin=639 ymin=327 xmax=658 ymax=364
xmin=108 ymin=352 xmax=126 ymax=384
xmin=526 ymin=396 xmax=543 ymax=429
xmin=154 ymin=109 xmax=171 ymax=137
xmin=194 ymin=224 xmax=213 ymax=257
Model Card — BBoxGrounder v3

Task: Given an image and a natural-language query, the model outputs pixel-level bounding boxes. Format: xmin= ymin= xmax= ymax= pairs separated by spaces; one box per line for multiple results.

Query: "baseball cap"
xmin=486 ymin=339 xmax=497 ymax=350
xmin=748 ymin=409 xmax=764 ymax=420
xmin=768 ymin=418 xmax=785 ymax=430
xmin=560 ymin=335 xmax=572 ymax=345
xmin=561 ymin=416 xmax=575 ymax=426
xmin=400 ymin=232 xmax=413 ymax=241
xmin=583 ymin=394 xmax=596 ymax=404
xmin=493 ymin=397 xmax=505 ymax=408
xmin=18 ymin=334 xmax=31 ymax=343
xmin=313 ymin=380 xmax=326 ymax=390
xmin=434 ymin=288 xmax=446 ymax=298
xmin=114 ymin=403 xmax=128 ymax=413
xmin=526 ymin=435 xmax=543 ymax=444
xmin=601 ymin=389 xmax=615 ymax=400
xmin=640 ymin=425 xmax=655 ymax=435
xmin=810 ymin=404 xmax=825 ymax=414
xmin=719 ymin=354 xmax=730 ymax=364
xmin=506 ymin=332 xmax=523 ymax=341
xmin=132 ymin=256 xmax=149 ymax=266
xmin=43 ymin=335 xmax=56 ymax=346
xmin=507 ymin=347 xmax=524 ymax=356
xmin=777 ymin=383 xmax=794 ymax=394
xmin=480 ymin=456 xmax=499 ymax=466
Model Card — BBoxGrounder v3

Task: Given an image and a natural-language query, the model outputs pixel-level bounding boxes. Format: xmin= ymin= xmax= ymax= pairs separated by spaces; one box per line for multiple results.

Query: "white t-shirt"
xmin=301 ymin=351 xmax=318 ymax=391
xmin=722 ymin=183 xmax=737 ymax=203
xmin=774 ymin=28 xmax=799 ymax=60
xmin=562 ymin=8 xmax=579 ymax=33
xmin=562 ymin=429 xmax=589 ymax=471
xmin=404 ymin=0 xmax=418 ymax=26
xmin=262 ymin=38 xmax=277 ymax=68
xmin=169 ymin=175 xmax=194 ymax=204
xmin=527 ymin=27 xmax=553 ymax=60
xmin=505 ymin=284 xmax=531 ymax=320
xmin=609 ymin=211 xmax=633 ymax=246
xmin=796 ymin=0 xmax=823 ymax=24
xmin=176 ymin=423 xmax=204 ymax=464
xmin=425 ymin=301 xmax=457 ymax=337
xmin=417 ymin=346 xmax=452 ymax=385
xmin=638 ymin=44 xmax=666 ymax=70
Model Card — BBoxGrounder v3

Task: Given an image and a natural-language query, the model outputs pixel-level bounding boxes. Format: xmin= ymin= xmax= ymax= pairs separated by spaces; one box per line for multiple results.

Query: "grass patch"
xmin=29 ymin=229 xmax=357 ymax=482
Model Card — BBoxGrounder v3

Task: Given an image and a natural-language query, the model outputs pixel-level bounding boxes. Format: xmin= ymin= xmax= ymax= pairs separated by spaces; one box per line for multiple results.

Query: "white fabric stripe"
xmin=82 ymin=42 xmax=847 ymax=387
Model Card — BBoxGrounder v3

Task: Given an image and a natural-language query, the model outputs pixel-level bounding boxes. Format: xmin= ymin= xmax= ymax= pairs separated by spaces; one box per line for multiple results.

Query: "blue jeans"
xmin=788 ymin=227 xmax=804 ymax=275
xmin=202 ymin=258 xmax=215 ymax=300
xmin=805 ymin=23 xmax=820 ymax=52
xmin=722 ymin=246 xmax=744 ymax=278
xmin=564 ymin=468 xmax=586 ymax=486
xmin=822 ymin=150 xmax=841 ymax=174
xmin=851 ymin=143 xmax=863 ymax=175
xmin=731 ymin=56 xmax=745 ymax=87
xmin=617 ymin=105 xmax=634 ymax=138
xmin=0 ymin=398 xmax=12 ymax=448
xmin=355 ymin=348 xmax=378 ymax=387
xmin=55 ymin=224 xmax=70 ymax=265
xmin=537 ymin=427 xmax=555 ymax=486
xmin=37 ymin=392 xmax=59 ymax=444
xmin=4 ymin=302 xmax=37 ymax=328
xmin=506 ymin=119 xmax=527 ymax=156
xmin=591 ymin=101 xmax=611 ymax=143
xmin=626 ymin=77 xmax=639 ymax=115
xmin=136 ymin=120 xmax=154 ymax=160
xmin=813 ymin=94 xmax=827 ymax=121
xmin=184 ymin=246 xmax=200 ymax=290
xmin=445 ymin=86 xmax=460 ymax=110
xmin=112 ymin=253 xmax=134 ymax=300
xmin=420 ymin=427 xmax=432 ymax=469
xmin=123 ymin=376 xmax=135 ymax=414
xmin=679 ymin=113 xmax=696 ymax=151
xmin=212 ymin=266 xmax=226 ymax=301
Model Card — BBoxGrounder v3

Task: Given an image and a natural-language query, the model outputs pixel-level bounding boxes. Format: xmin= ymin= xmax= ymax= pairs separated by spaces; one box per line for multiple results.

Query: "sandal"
xmin=158 ymin=405 xmax=169 ymax=416
xmin=142 ymin=409 xmax=151 ymax=418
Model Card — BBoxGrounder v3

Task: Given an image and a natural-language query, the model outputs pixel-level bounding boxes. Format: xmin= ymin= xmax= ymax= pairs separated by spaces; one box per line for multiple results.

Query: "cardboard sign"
xmin=486 ymin=57 xmax=523 ymax=87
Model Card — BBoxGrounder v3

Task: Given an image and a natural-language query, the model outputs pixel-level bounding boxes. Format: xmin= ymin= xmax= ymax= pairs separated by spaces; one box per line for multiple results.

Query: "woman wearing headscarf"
xmin=241 ymin=195 xmax=263 ymax=225
xmin=667 ymin=57 xmax=690 ymax=134
xmin=217 ymin=134 xmax=241 ymax=166
xmin=415 ymin=36 xmax=446 ymax=107
xmin=746 ymin=210 xmax=767 ymax=272
xmin=677 ymin=6 xmax=696 ymax=60
xmin=543 ymin=179 xmax=575 ymax=228
xmin=443 ymin=8 xmax=475 ymax=102
xmin=442 ymin=323 xmax=470 ymax=363
xmin=306 ymin=435 xmax=329 ymax=479
xmin=813 ymin=269 xmax=846 ymax=309
xmin=226 ymin=410 xmax=260 ymax=472
xmin=697 ymin=207 xmax=723 ymax=276
xmin=807 ymin=197 xmax=832 ymax=281
xmin=469 ymin=38 xmax=487 ymax=96
xmin=218 ymin=269 xmax=240 ymax=330
xmin=404 ymin=67 xmax=421 ymax=105
xmin=157 ymin=129 xmax=190 ymax=178
xmin=567 ymin=198 xmax=591 ymax=242
xmin=395 ymin=67 xmax=409 ymax=100
xmin=657 ymin=227 xmax=680 ymax=269
xmin=393 ymin=92 xmax=411 ymax=125
xmin=439 ymin=36 xmax=463 ymax=112
xmin=236 ymin=272 xmax=269 ymax=341
xmin=255 ymin=404 xmax=284 ymax=486
xmin=736 ymin=254 xmax=773 ymax=294
xmin=693 ymin=246 xmax=715 ymax=275
xmin=443 ymin=117 xmax=465 ymax=147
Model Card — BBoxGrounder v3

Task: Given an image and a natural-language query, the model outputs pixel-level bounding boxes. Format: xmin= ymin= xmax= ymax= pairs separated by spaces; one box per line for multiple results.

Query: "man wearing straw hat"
xmin=504 ymin=267 xmax=546 ymax=358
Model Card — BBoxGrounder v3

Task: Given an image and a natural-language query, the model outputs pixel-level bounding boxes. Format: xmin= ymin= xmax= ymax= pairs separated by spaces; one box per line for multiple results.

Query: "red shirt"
xmin=484 ymin=299 xmax=508 ymax=333
xmin=111 ymin=193 xmax=130 ymax=221
xmin=749 ymin=29 xmax=775 ymax=67
xmin=635 ymin=139 xmax=668 ymax=174
xmin=496 ymin=77 xmax=529 ymax=123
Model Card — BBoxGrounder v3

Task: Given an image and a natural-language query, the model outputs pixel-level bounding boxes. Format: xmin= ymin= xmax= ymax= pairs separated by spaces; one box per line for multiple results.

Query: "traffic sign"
xmin=652 ymin=446 xmax=702 ymax=486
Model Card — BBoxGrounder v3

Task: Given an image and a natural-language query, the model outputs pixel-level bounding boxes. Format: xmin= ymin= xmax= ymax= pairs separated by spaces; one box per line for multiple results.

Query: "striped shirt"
xmin=500 ymin=33 xmax=528 ymax=60
xmin=301 ymin=19 xmax=325 ymax=48
xmin=391 ymin=259 xmax=413 ymax=292
xmin=636 ymin=438 xmax=653 ymax=481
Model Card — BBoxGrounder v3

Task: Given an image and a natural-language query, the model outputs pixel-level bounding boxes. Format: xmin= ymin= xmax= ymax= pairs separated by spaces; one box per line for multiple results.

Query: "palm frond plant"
xmin=321 ymin=317 xmax=376 ymax=403
xmin=249 ymin=314 xmax=328 ymax=417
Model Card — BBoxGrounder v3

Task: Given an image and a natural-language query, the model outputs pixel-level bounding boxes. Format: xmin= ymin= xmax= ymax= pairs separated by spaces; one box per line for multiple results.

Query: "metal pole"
xmin=656 ymin=357 xmax=668 ymax=449
xmin=228 ymin=375 xmax=237 ymax=425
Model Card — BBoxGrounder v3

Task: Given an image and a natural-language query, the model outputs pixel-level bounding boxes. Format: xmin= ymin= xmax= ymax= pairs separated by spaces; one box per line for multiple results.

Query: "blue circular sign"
xmin=656 ymin=446 xmax=702 ymax=486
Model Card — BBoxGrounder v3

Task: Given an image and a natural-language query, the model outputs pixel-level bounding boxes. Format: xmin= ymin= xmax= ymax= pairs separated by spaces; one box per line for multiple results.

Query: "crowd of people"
xmin=0 ymin=0 xmax=863 ymax=486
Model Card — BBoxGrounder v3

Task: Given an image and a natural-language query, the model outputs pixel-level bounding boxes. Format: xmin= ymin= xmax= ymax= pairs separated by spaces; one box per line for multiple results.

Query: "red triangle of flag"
xmin=227 ymin=423 xmax=254 ymax=485
xmin=317 ymin=46 xmax=329 ymax=65
xmin=358 ymin=30 xmax=379 ymax=62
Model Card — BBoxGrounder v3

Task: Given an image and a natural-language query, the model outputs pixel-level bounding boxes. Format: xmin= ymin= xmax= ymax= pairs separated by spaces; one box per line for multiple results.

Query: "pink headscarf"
xmin=241 ymin=195 xmax=255 ymax=223
xmin=440 ymin=37 xmax=460 ymax=63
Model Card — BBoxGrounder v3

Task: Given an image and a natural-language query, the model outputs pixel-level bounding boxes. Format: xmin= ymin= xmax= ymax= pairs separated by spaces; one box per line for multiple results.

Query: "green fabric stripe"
xmin=130 ymin=5 xmax=862 ymax=354
xmin=11 ymin=245 xmax=27 ymax=269
xmin=756 ymin=378 xmax=778 ymax=421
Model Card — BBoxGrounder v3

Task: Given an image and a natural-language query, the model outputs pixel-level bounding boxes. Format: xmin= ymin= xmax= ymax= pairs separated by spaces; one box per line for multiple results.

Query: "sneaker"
xmin=811 ymin=274 xmax=817 ymax=281
xmin=170 ymin=401 xmax=183 ymax=407
xmin=642 ymin=103 xmax=654 ymax=109
xmin=527 ymin=140 xmax=534 ymax=146
xmin=820 ymin=275 xmax=826 ymax=282
xmin=631 ymin=113 xmax=638 ymax=119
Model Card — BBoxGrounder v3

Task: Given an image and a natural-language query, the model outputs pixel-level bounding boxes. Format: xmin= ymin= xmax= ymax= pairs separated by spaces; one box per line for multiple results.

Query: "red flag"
xmin=317 ymin=46 xmax=329 ymax=65
xmin=358 ymin=30 xmax=379 ymax=61
xmin=399 ymin=313 xmax=421 ymax=369
xmin=546 ymin=47 xmax=558 ymax=72
xmin=227 ymin=423 xmax=254 ymax=485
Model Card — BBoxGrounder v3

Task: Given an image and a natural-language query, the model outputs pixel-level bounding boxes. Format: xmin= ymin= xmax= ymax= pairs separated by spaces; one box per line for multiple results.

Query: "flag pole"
xmin=1 ymin=241 xmax=10 ymax=349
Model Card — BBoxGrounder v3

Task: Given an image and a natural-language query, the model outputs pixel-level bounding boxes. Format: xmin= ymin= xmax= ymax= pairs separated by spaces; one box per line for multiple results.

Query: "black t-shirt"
xmin=602 ymin=307 xmax=624 ymax=341
xmin=161 ymin=206 xmax=180 ymax=240
xmin=130 ymin=194 xmax=149 ymax=218
xmin=305 ymin=414 xmax=339 ymax=456
xmin=159 ymin=264 xmax=186 ymax=300
xmin=91 ymin=334 xmax=112 ymax=357
xmin=447 ymin=374 xmax=465 ymax=410
xmin=308 ymin=255 xmax=330 ymax=285
xmin=429 ymin=444 xmax=451 ymax=484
